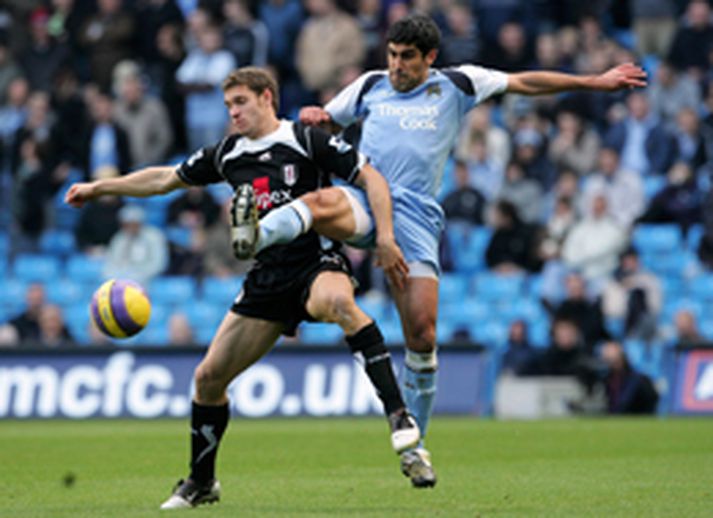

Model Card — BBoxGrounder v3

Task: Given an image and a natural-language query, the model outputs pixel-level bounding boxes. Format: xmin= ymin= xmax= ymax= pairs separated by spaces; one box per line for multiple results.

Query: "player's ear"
xmin=424 ymin=49 xmax=438 ymax=66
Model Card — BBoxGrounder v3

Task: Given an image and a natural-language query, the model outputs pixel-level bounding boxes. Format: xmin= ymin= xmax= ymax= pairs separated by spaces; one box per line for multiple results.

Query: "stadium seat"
xmin=686 ymin=224 xmax=704 ymax=252
xmin=201 ymin=276 xmax=244 ymax=305
xmin=149 ymin=276 xmax=198 ymax=306
xmin=640 ymin=252 xmax=689 ymax=277
xmin=440 ymin=298 xmax=490 ymax=329
xmin=445 ymin=223 xmax=491 ymax=273
xmin=468 ymin=320 xmax=508 ymax=348
xmin=183 ymin=301 xmax=224 ymax=330
xmin=0 ymin=231 xmax=8 ymax=258
xmin=66 ymin=254 xmax=106 ymax=284
xmin=661 ymin=298 xmax=704 ymax=324
xmin=0 ymin=278 xmax=27 ymax=314
xmin=300 ymin=322 xmax=344 ymax=345
xmin=632 ymin=224 xmax=682 ymax=254
xmin=687 ymin=274 xmax=713 ymax=302
xmin=473 ymin=273 xmax=524 ymax=302
xmin=354 ymin=295 xmax=385 ymax=323
xmin=166 ymin=226 xmax=192 ymax=248
xmin=45 ymin=279 xmax=85 ymax=306
xmin=12 ymin=254 xmax=61 ymax=283
xmin=39 ymin=229 xmax=77 ymax=258
xmin=439 ymin=272 xmax=471 ymax=302
xmin=642 ymin=175 xmax=665 ymax=200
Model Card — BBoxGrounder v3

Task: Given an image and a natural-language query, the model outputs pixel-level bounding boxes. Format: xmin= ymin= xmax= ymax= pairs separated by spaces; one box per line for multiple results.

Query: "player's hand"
xmin=374 ymin=237 xmax=409 ymax=290
xmin=594 ymin=63 xmax=647 ymax=91
xmin=299 ymin=106 xmax=332 ymax=126
xmin=64 ymin=182 xmax=97 ymax=208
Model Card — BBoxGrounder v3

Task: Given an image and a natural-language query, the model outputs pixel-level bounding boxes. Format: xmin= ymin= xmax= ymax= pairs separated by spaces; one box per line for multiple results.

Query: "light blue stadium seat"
xmin=440 ymin=298 xmax=490 ymax=329
xmin=0 ymin=278 xmax=27 ymax=312
xmin=643 ymin=175 xmax=665 ymax=200
xmin=439 ymin=272 xmax=471 ymax=302
xmin=632 ymin=224 xmax=682 ymax=254
xmin=300 ymin=322 xmax=344 ymax=345
xmin=699 ymin=319 xmax=713 ymax=341
xmin=166 ymin=226 xmax=192 ymax=247
xmin=474 ymin=273 xmax=524 ymax=302
xmin=201 ymin=276 xmax=244 ymax=306
xmin=686 ymin=224 xmax=704 ymax=252
xmin=658 ymin=276 xmax=684 ymax=299
xmin=66 ymin=254 xmax=106 ymax=284
xmin=39 ymin=229 xmax=76 ymax=257
xmin=641 ymin=252 xmax=689 ymax=277
xmin=661 ymin=298 xmax=704 ymax=323
xmin=12 ymin=254 xmax=61 ymax=283
xmin=688 ymin=274 xmax=713 ymax=302
xmin=378 ymin=319 xmax=403 ymax=344
xmin=149 ymin=276 xmax=198 ymax=306
xmin=45 ymin=279 xmax=85 ymax=306
xmin=0 ymin=231 xmax=8 ymax=258
xmin=529 ymin=321 xmax=550 ymax=348
xmin=354 ymin=295 xmax=385 ymax=323
xmin=64 ymin=303 xmax=91 ymax=344
xmin=183 ymin=301 xmax=224 ymax=330
xmin=468 ymin=320 xmax=508 ymax=348
xmin=140 ymin=324 xmax=170 ymax=346
xmin=445 ymin=223 xmax=491 ymax=273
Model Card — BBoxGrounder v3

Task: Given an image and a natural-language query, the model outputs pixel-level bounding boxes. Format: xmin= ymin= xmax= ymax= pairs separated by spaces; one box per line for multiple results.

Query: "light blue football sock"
xmin=401 ymin=350 xmax=438 ymax=447
xmin=256 ymin=199 xmax=313 ymax=253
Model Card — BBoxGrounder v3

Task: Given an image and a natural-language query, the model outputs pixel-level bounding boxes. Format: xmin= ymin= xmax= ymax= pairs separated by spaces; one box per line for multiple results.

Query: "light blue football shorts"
xmin=337 ymin=184 xmax=445 ymax=278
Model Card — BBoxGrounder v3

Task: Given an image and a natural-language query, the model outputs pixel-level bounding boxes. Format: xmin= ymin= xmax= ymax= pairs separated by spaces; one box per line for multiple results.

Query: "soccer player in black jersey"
xmin=65 ymin=67 xmax=420 ymax=509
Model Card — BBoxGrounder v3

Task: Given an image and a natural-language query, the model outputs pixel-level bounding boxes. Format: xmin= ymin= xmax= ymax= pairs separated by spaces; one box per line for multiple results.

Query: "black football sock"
xmin=189 ymin=401 xmax=229 ymax=485
xmin=346 ymin=322 xmax=405 ymax=415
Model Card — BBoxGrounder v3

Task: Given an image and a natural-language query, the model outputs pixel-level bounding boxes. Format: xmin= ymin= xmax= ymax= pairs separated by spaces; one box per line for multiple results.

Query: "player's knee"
xmin=405 ymin=316 xmax=436 ymax=353
xmin=194 ymin=362 xmax=227 ymax=403
xmin=315 ymin=290 xmax=357 ymax=325
xmin=307 ymin=188 xmax=342 ymax=222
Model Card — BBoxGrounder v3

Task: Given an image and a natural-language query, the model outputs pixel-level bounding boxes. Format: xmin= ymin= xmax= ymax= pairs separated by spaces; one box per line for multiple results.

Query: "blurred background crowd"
xmin=1 ymin=0 xmax=713 ymax=411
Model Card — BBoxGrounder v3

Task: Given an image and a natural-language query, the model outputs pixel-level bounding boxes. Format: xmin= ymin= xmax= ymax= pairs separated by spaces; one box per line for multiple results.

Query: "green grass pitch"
xmin=1 ymin=417 xmax=711 ymax=517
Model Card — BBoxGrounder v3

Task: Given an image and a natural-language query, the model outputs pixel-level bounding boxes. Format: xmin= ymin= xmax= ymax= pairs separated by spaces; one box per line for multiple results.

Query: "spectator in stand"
xmin=440 ymin=2 xmax=479 ymax=66
xmin=674 ymin=308 xmax=706 ymax=347
xmin=601 ymin=248 xmax=662 ymax=341
xmin=19 ymin=7 xmax=70 ymax=93
xmin=441 ymin=159 xmax=486 ymax=224
xmin=46 ymin=0 xmax=85 ymax=54
xmin=496 ymin=159 xmax=543 ymax=224
xmin=51 ymin=66 xmax=89 ymax=170
xmin=356 ymin=0 xmax=386 ymax=69
xmin=539 ymin=195 xmax=577 ymax=263
xmin=81 ymin=89 xmax=131 ymax=180
xmin=647 ymin=61 xmax=701 ymax=125
xmin=637 ymin=162 xmax=703 ymax=232
xmin=541 ymin=169 xmax=581 ymax=221
xmin=532 ymin=32 xmax=567 ymax=72
xmin=604 ymin=91 xmax=676 ymax=176
xmin=154 ymin=23 xmax=187 ymax=154
xmin=631 ymin=0 xmax=677 ymax=59
xmin=176 ymin=23 xmax=235 ymax=151
xmin=74 ymin=166 xmax=123 ymax=254
xmin=296 ymin=0 xmax=365 ymax=95
xmin=134 ymin=0 xmax=184 ymax=74
xmin=547 ymin=272 xmax=610 ymax=354
xmin=168 ymin=312 xmax=195 ymax=346
xmin=562 ymin=194 xmax=627 ymax=289
xmin=671 ymin=107 xmax=708 ymax=171
xmin=600 ymin=340 xmax=659 ymax=414
xmin=78 ymin=0 xmax=136 ymax=91
xmin=481 ymin=21 xmax=533 ymax=72
xmin=12 ymin=136 xmax=52 ymax=240
xmin=485 ymin=199 xmax=542 ymax=274
xmin=104 ymin=204 xmax=168 ymax=285
xmin=548 ymin=109 xmax=601 ymax=177
xmin=223 ymin=0 xmax=269 ymax=67
xmin=457 ymin=136 xmax=505 ymax=203
xmin=520 ymin=317 xmax=593 ymax=378
xmin=0 ymin=35 xmax=23 ymax=104
xmin=501 ymin=319 xmax=535 ymax=375
xmin=0 ymin=324 xmax=19 ymax=347
xmin=0 ymin=77 xmax=29 ymax=164
xmin=9 ymin=283 xmax=46 ymax=342
xmin=113 ymin=60 xmax=173 ymax=168
xmin=35 ymin=304 xmax=74 ymax=347
xmin=581 ymin=146 xmax=644 ymax=228
xmin=258 ymin=0 xmax=304 ymax=80
xmin=513 ymin=126 xmax=555 ymax=190
xmin=667 ymin=0 xmax=713 ymax=78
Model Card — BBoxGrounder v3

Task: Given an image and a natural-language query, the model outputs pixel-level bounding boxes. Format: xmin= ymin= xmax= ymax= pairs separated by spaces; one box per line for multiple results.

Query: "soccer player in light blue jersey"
xmin=233 ymin=14 xmax=646 ymax=488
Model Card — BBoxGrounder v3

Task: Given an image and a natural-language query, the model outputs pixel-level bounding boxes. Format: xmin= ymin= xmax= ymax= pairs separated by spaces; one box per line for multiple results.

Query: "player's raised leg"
xmin=161 ymin=312 xmax=283 ymax=509
xmin=231 ymin=185 xmax=360 ymax=259
xmin=390 ymin=274 xmax=439 ymax=487
xmin=305 ymin=271 xmax=420 ymax=453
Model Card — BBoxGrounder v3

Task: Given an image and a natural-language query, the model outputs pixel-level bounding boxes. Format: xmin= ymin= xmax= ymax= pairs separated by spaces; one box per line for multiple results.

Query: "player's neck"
xmin=249 ymin=117 xmax=281 ymax=140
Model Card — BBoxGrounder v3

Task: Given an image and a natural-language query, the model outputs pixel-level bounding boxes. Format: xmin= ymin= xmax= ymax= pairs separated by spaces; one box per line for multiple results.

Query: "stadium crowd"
xmin=1 ymin=0 xmax=713 ymax=409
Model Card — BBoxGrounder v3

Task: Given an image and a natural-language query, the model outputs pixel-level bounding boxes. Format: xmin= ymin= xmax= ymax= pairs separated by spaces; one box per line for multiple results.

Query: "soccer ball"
xmin=90 ymin=279 xmax=151 ymax=338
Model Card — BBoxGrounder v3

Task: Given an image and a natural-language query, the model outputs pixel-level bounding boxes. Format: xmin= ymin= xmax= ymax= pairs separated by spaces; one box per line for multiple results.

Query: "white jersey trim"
xmin=220 ymin=120 xmax=308 ymax=164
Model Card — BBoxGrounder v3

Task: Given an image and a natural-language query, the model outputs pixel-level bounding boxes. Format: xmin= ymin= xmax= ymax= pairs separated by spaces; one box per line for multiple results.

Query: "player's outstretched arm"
xmin=506 ymin=63 xmax=647 ymax=96
xmin=354 ymin=164 xmax=409 ymax=290
xmin=64 ymin=167 xmax=188 ymax=208
xmin=299 ymin=106 xmax=343 ymax=134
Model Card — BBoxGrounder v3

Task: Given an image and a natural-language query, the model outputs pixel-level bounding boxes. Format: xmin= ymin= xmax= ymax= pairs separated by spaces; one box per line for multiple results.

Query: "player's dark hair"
xmin=222 ymin=67 xmax=280 ymax=113
xmin=386 ymin=14 xmax=441 ymax=56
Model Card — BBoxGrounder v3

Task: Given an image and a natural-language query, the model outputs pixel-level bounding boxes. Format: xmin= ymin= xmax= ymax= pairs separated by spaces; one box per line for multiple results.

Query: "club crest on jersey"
xmin=282 ymin=164 xmax=298 ymax=186
xmin=426 ymin=84 xmax=442 ymax=97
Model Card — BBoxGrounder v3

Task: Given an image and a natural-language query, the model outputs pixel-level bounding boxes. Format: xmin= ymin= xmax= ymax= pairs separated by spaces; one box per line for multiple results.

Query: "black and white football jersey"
xmin=176 ymin=120 xmax=367 ymax=269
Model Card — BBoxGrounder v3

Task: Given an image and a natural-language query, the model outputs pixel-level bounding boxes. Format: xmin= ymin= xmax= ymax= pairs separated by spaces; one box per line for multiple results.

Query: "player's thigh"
xmin=305 ymin=271 xmax=370 ymax=333
xmin=302 ymin=187 xmax=358 ymax=241
xmin=391 ymin=276 xmax=439 ymax=350
xmin=198 ymin=311 xmax=284 ymax=385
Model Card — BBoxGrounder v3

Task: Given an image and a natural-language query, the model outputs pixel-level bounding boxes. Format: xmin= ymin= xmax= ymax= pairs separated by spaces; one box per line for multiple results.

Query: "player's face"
xmin=224 ymin=85 xmax=272 ymax=138
xmin=387 ymin=43 xmax=436 ymax=92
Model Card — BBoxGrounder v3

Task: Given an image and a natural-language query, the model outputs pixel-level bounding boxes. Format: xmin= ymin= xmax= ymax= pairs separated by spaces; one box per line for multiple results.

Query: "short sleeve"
xmin=456 ymin=65 xmax=509 ymax=105
xmin=176 ymin=146 xmax=223 ymax=186
xmin=304 ymin=125 xmax=367 ymax=184
xmin=325 ymin=70 xmax=386 ymax=127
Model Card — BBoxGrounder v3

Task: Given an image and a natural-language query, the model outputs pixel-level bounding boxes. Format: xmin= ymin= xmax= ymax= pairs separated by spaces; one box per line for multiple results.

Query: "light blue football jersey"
xmin=326 ymin=65 xmax=508 ymax=199
xmin=326 ymin=66 xmax=508 ymax=273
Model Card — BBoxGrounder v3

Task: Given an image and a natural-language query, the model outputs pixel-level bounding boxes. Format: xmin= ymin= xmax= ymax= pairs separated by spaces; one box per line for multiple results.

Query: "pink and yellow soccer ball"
xmin=90 ymin=279 xmax=151 ymax=338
